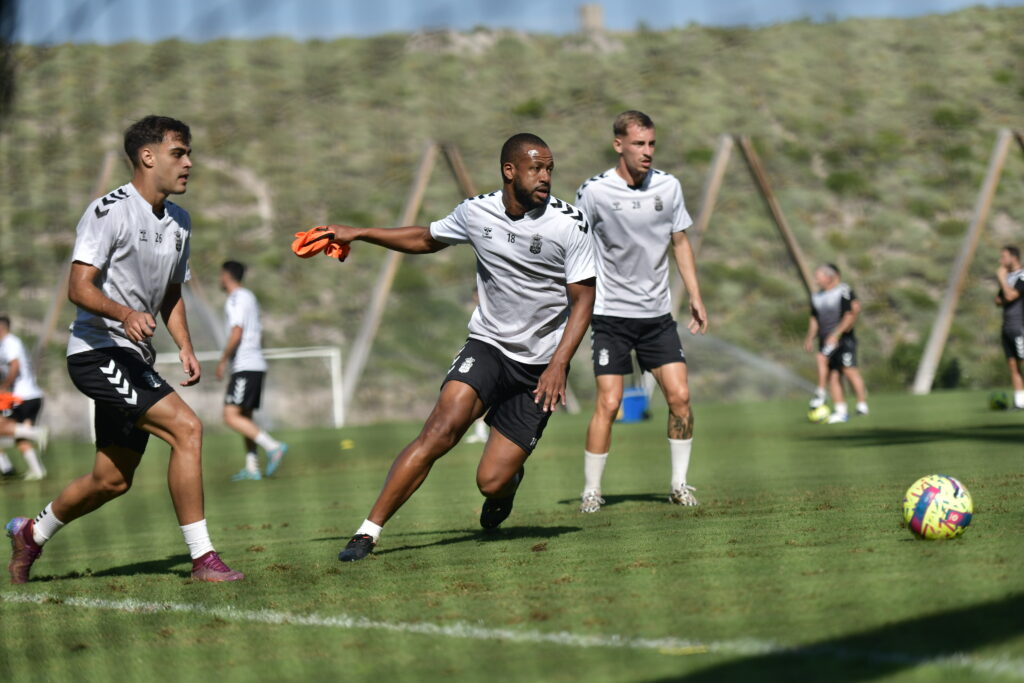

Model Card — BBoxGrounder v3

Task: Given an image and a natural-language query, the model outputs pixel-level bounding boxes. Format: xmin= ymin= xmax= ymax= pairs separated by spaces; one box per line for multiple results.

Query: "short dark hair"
xmin=222 ymin=260 xmax=246 ymax=283
xmin=1003 ymin=245 xmax=1021 ymax=262
xmin=826 ymin=262 xmax=841 ymax=276
xmin=124 ymin=115 xmax=191 ymax=168
xmin=500 ymin=133 xmax=549 ymax=167
xmin=0 ymin=315 xmax=9 ymax=329
xmin=613 ymin=110 xmax=654 ymax=137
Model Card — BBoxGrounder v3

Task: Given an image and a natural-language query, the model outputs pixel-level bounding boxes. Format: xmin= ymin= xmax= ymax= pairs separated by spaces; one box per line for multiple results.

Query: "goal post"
xmin=154 ymin=346 xmax=345 ymax=428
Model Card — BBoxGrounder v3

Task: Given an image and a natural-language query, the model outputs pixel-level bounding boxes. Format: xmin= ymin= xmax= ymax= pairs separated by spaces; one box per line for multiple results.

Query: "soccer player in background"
xmin=323 ymin=133 xmax=595 ymax=562
xmin=0 ymin=316 xmax=48 ymax=480
xmin=575 ymin=111 xmax=708 ymax=514
xmin=995 ymin=245 xmax=1024 ymax=409
xmin=5 ymin=115 xmax=243 ymax=584
xmin=803 ymin=264 xmax=869 ymax=424
xmin=215 ymin=260 xmax=288 ymax=480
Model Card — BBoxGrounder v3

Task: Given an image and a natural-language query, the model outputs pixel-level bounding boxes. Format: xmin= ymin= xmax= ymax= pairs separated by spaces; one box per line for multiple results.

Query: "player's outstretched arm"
xmin=69 ymin=261 xmax=157 ymax=342
xmin=533 ymin=278 xmax=596 ymax=412
xmin=671 ymin=232 xmax=708 ymax=335
xmin=161 ymin=283 xmax=201 ymax=387
xmin=326 ymin=225 xmax=449 ymax=255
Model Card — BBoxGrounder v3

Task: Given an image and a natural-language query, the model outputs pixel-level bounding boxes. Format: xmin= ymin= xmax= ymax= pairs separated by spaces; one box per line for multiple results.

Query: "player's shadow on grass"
xmin=556 ymin=493 xmax=665 ymax=507
xmin=802 ymin=423 xmax=1024 ymax=447
xmin=315 ymin=525 xmax=583 ymax=557
xmin=646 ymin=591 xmax=1024 ymax=682
xmin=34 ymin=553 xmax=192 ymax=581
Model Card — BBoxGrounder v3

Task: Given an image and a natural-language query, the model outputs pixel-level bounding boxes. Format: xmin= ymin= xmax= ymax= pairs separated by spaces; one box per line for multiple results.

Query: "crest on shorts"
xmin=174 ymin=230 xmax=183 ymax=252
xmin=458 ymin=357 xmax=475 ymax=373
xmin=842 ymin=352 xmax=854 ymax=367
xmin=654 ymin=195 xmax=663 ymax=211
xmin=530 ymin=235 xmax=542 ymax=254
xmin=598 ymin=348 xmax=610 ymax=367
xmin=142 ymin=370 xmax=164 ymax=389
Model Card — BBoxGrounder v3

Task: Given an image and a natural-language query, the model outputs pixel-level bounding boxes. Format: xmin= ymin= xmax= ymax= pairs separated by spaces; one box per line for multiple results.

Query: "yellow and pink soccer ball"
xmin=902 ymin=474 xmax=973 ymax=540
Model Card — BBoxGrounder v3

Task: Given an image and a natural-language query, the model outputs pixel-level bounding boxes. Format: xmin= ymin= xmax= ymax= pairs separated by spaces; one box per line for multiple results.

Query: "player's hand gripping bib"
xmin=291 ymin=226 xmax=350 ymax=262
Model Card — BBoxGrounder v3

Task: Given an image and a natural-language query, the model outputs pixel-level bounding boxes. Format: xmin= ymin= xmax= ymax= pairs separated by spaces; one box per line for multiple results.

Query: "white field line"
xmin=3 ymin=592 xmax=1023 ymax=678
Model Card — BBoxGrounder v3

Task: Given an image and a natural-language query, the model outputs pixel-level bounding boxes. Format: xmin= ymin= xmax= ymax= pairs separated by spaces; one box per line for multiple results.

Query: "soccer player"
xmin=803 ymin=264 xmax=869 ymax=424
xmin=215 ymin=260 xmax=287 ymax=480
xmin=0 ymin=316 xmax=48 ymax=479
xmin=5 ymin=115 xmax=243 ymax=584
xmin=326 ymin=133 xmax=595 ymax=562
xmin=995 ymin=245 xmax=1024 ymax=409
xmin=575 ymin=110 xmax=708 ymax=514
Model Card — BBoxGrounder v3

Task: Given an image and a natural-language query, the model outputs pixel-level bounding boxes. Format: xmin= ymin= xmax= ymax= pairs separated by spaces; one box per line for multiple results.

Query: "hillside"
xmin=1 ymin=6 xmax=1023 ymax=423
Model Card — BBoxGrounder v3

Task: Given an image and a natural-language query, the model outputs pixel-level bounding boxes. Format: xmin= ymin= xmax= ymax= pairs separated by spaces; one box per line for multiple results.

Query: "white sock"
xmin=21 ymin=448 xmax=44 ymax=476
xmin=814 ymin=387 xmax=826 ymax=399
xmin=254 ymin=431 xmax=280 ymax=452
xmin=356 ymin=519 xmax=383 ymax=543
xmin=0 ymin=452 xmax=12 ymax=474
xmin=856 ymin=401 xmax=869 ymax=413
xmin=245 ymin=452 xmax=259 ymax=473
xmin=583 ymin=450 xmax=608 ymax=494
xmin=669 ymin=438 xmax=693 ymax=490
xmin=1015 ymin=391 xmax=1024 ymax=409
xmin=33 ymin=503 xmax=65 ymax=546
xmin=180 ymin=519 xmax=215 ymax=560
xmin=834 ymin=402 xmax=848 ymax=416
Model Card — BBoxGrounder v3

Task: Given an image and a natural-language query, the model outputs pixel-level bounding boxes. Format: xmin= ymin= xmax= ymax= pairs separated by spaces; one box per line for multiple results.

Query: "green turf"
xmin=2 ymin=390 xmax=1023 ymax=682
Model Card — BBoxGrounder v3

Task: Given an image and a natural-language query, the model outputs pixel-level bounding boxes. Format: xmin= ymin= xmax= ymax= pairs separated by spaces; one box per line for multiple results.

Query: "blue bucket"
xmin=618 ymin=387 xmax=649 ymax=423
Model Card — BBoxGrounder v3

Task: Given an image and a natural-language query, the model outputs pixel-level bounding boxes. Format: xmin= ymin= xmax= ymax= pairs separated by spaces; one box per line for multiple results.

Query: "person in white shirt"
xmin=575 ymin=111 xmax=708 ymax=513
xmin=995 ymin=245 xmax=1024 ymax=409
xmin=328 ymin=133 xmax=596 ymax=563
xmin=0 ymin=316 xmax=48 ymax=479
xmin=216 ymin=261 xmax=287 ymax=480
xmin=5 ymin=115 xmax=242 ymax=584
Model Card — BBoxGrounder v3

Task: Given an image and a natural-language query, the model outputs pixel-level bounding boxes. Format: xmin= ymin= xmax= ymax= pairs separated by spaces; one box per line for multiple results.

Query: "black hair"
xmin=222 ymin=260 xmax=246 ymax=283
xmin=500 ymin=133 xmax=549 ymax=167
xmin=0 ymin=315 xmax=9 ymax=328
xmin=124 ymin=115 xmax=191 ymax=168
xmin=1003 ymin=245 xmax=1021 ymax=262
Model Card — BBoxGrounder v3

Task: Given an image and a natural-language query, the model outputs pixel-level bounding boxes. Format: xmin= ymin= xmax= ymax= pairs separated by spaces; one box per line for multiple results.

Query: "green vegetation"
xmin=1 ymin=7 xmax=1023 ymax=420
xmin=2 ymin=391 xmax=1022 ymax=681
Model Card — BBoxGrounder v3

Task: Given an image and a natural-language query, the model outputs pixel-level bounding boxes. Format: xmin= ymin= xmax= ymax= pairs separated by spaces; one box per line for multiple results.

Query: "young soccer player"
xmin=319 ymin=133 xmax=595 ymax=562
xmin=6 ymin=116 xmax=243 ymax=584
xmin=215 ymin=261 xmax=287 ymax=480
xmin=0 ymin=316 xmax=48 ymax=479
xmin=575 ymin=111 xmax=708 ymax=514
xmin=995 ymin=245 xmax=1024 ymax=409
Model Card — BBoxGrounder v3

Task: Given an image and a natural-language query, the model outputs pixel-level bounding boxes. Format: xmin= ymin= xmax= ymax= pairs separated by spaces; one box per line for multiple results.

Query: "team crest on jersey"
xmin=458 ymin=357 xmax=475 ymax=374
xmin=483 ymin=227 xmax=493 ymax=240
xmin=598 ymin=348 xmax=610 ymax=366
xmin=612 ymin=201 xmax=622 ymax=211
xmin=174 ymin=230 xmax=183 ymax=252
xmin=530 ymin=235 xmax=542 ymax=254
xmin=139 ymin=229 xmax=148 ymax=242
xmin=654 ymin=195 xmax=663 ymax=211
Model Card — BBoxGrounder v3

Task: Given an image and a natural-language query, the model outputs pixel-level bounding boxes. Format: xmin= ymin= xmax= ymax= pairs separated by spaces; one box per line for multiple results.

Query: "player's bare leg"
xmin=810 ymin=353 xmax=829 ymax=407
xmin=841 ymin=366 xmax=869 ymax=415
xmin=1008 ymin=359 xmax=1024 ymax=408
xmin=339 ymin=381 xmax=482 ymax=562
xmin=477 ymin=429 xmax=530 ymax=529
xmin=13 ymin=418 xmax=46 ymax=480
xmin=826 ymin=370 xmax=849 ymax=423
xmin=0 ymin=418 xmax=47 ymax=452
xmin=581 ymin=375 xmax=623 ymax=512
xmin=224 ymin=404 xmax=275 ymax=480
xmin=652 ymin=362 xmax=698 ymax=506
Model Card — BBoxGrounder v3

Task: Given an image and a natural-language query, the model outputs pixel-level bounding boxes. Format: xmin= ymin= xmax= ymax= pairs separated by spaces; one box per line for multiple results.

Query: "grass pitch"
xmin=2 ymin=390 xmax=1022 ymax=682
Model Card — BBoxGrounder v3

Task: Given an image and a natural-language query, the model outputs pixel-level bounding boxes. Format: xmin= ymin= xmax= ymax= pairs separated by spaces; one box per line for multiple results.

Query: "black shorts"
xmin=1002 ymin=329 xmax=1024 ymax=360
xmin=443 ymin=339 xmax=553 ymax=454
xmin=591 ymin=313 xmax=686 ymax=376
xmin=224 ymin=371 xmax=265 ymax=410
xmin=822 ymin=336 xmax=858 ymax=370
xmin=67 ymin=348 xmax=174 ymax=453
xmin=1 ymin=398 xmax=42 ymax=424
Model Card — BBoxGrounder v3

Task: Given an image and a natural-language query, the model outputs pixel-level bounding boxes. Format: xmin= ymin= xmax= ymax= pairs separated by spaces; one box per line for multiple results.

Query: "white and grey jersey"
xmin=1001 ymin=269 xmax=1024 ymax=331
xmin=575 ymin=168 xmax=692 ymax=318
xmin=811 ymin=283 xmax=857 ymax=340
xmin=0 ymin=333 xmax=43 ymax=400
xmin=66 ymin=182 xmax=191 ymax=365
xmin=430 ymin=191 xmax=596 ymax=364
xmin=224 ymin=287 xmax=267 ymax=373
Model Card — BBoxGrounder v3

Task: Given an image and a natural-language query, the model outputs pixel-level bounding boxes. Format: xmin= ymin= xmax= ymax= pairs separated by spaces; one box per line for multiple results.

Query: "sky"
xmin=10 ymin=0 xmax=1024 ymax=44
